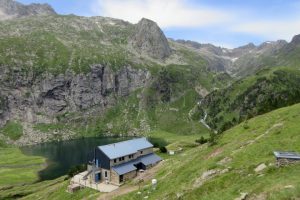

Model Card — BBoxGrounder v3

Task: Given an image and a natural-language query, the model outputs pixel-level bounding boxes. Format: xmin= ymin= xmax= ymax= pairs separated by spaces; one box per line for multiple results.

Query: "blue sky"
xmin=18 ymin=0 xmax=300 ymax=48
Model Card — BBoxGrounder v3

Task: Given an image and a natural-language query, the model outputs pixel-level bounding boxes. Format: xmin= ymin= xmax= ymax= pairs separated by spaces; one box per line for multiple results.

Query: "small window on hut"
xmin=114 ymin=159 xmax=117 ymax=163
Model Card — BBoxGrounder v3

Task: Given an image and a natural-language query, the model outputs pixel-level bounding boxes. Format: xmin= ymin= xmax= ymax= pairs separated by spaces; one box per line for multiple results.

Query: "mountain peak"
xmin=0 ymin=0 xmax=56 ymax=20
xmin=129 ymin=18 xmax=171 ymax=60
xmin=290 ymin=34 xmax=300 ymax=45
xmin=237 ymin=42 xmax=256 ymax=50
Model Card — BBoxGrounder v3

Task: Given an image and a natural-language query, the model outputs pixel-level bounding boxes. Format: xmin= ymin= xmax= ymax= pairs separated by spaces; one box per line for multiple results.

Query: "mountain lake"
xmin=21 ymin=137 xmax=128 ymax=181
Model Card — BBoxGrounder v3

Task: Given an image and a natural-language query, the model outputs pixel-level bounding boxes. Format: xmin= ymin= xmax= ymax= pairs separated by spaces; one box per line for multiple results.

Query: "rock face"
xmin=290 ymin=34 xmax=300 ymax=46
xmin=0 ymin=65 xmax=149 ymax=138
xmin=0 ymin=0 xmax=56 ymax=20
xmin=130 ymin=18 xmax=171 ymax=59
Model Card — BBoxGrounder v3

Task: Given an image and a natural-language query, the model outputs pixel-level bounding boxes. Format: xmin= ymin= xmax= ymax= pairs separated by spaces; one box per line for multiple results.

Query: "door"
xmin=119 ymin=175 xmax=124 ymax=183
xmin=95 ymin=172 xmax=101 ymax=182
xmin=98 ymin=173 xmax=101 ymax=181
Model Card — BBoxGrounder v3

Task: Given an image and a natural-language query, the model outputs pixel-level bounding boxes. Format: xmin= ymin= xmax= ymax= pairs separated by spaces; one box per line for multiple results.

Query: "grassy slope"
xmin=0 ymin=147 xmax=44 ymax=188
xmin=196 ymin=66 xmax=300 ymax=132
xmin=117 ymin=103 xmax=300 ymax=200
xmin=2 ymin=103 xmax=300 ymax=199
xmin=0 ymin=145 xmax=99 ymax=200
xmin=58 ymin=88 xmax=211 ymax=139
xmin=0 ymin=15 xmax=132 ymax=74
xmin=1 ymin=121 xmax=23 ymax=140
xmin=0 ymin=176 xmax=99 ymax=200
xmin=0 ymin=131 xmax=199 ymax=200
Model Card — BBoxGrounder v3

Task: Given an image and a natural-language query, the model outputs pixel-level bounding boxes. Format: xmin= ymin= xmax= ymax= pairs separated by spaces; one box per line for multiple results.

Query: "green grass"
xmin=197 ymin=66 xmax=300 ymax=132
xmin=117 ymin=103 xmax=300 ymax=200
xmin=0 ymin=176 xmax=99 ymax=200
xmin=34 ymin=123 xmax=66 ymax=133
xmin=0 ymin=147 xmax=99 ymax=200
xmin=1 ymin=121 xmax=23 ymax=140
xmin=2 ymin=104 xmax=300 ymax=199
xmin=0 ymin=148 xmax=45 ymax=187
xmin=61 ymin=88 xmax=211 ymax=139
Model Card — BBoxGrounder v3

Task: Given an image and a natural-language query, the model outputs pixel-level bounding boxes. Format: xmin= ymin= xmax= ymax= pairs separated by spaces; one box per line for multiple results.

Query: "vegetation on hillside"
xmin=195 ymin=66 xmax=300 ymax=132
xmin=1 ymin=121 xmax=23 ymax=140
xmin=0 ymin=147 xmax=44 ymax=193
xmin=117 ymin=103 xmax=300 ymax=200
xmin=1 ymin=103 xmax=300 ymax=199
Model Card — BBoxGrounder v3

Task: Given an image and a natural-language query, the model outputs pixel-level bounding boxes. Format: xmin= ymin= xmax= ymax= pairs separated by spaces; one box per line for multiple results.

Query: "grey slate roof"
xmin=98 ymin=137 xmax=153 ymax=159
xmin=112 ymin=160 xmax=137 ymax=175
xmin=139 ymin=153 xmax=162 ymax=166
xmin=112 ymin=153 xmax=162 ymax=175
xmin=274 ymin=151 xmax=300 ymax=159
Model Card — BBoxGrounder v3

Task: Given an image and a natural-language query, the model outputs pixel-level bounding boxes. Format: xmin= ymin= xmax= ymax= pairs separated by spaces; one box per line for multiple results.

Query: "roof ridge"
xmin=98 ymin=137 xmax=146 ymax=148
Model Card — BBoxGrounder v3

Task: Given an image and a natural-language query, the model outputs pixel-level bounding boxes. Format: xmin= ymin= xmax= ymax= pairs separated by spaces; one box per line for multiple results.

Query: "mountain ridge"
xmin=0 ymin=0 xmax=56 ymax=20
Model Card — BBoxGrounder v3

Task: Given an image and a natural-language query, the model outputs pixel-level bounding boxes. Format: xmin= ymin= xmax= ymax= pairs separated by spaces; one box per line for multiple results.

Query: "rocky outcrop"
xmin=130 ymin=18 xmax=171 ymax=60
xmin=0 ymin=64 xmax=150 ymax=143
xmin=0 ymin=0 xmax=56 ymax=20
xmin=290 ymin=34 xmax=300 ymax=46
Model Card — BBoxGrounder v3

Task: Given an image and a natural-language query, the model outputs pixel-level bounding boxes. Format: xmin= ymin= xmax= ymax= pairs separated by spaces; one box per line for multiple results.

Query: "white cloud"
xmin=90 ymin=0 xmax=300 ymax=46
xmin=231 ymin=19 xmax=300 ymax=41
xmin=92 ymin=0 xmax=232 ymax=28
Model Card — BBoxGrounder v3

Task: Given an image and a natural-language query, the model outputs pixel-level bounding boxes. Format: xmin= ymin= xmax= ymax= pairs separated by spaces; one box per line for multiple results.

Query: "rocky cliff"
xmin=0 ymin=64 xmax=149 ymax=145
xmin=130 ymin=18 xmax=171 ymax=60
xmin=0 ymin=0 xmax=56 ymax=20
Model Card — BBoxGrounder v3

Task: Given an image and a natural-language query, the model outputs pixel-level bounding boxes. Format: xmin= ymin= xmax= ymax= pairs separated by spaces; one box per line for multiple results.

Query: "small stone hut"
xmin=274 ymin=151 xmax=300 ymax=166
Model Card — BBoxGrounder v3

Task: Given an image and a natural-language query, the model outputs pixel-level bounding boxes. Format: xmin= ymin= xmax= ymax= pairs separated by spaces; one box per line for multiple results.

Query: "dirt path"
xmin=97 ymin=162 xmax=164 ymax=200
xmin=231 ymin=123 xmax=283 ymax=155
xmin=97 ymin=185 xmax=139 ymax=200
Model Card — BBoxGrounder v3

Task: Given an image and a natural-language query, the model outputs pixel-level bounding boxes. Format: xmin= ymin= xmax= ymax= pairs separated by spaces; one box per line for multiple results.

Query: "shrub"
xmin=148 ymin=137 xmax=168 ymax=148
xmin=195 ymin=136 xmax=208 ymax=144
xmin=159 ymin=146 xmax=168 ymax=153
xmin=67 ymin=164 xmax=87 ymax=178
xmin=2 ymin=121 xmax=23 ymax=140
xmin=243 ymin=120 xmax=250 ymax=129
xmin=208 ymin=132 xmax=217 ymax=146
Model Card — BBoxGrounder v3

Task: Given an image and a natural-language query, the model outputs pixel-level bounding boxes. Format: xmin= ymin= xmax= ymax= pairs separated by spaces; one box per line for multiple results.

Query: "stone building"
xmin=88 ymin=137 xmax=162 ymax=186
xmin=274 ymin=151 xmax=300 ymax=166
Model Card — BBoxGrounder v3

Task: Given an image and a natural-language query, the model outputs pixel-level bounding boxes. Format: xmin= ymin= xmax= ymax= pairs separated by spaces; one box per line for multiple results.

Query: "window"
xmin=119 ymin=157 xmax=125 ymax=161
xmin=105 ymin=171 xmax=108 ymax=178
xmin=140 ymin=151 xmax=143 ymax=154
xmin=114 ymin=159 xmax=116 ymax=163
xmin=129 ymin=154 xmax=134 ymax=159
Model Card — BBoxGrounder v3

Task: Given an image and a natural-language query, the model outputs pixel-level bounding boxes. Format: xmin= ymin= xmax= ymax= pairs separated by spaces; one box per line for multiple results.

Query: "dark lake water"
xmin=21 ymin=137 xmax=127 ymax=181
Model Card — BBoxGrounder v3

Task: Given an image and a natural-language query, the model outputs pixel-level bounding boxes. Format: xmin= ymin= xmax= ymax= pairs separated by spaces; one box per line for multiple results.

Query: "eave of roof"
xmin=274 ymin=151 xmax=300 ymax=159
xmin=112 ymin=153 xmax=162 ymax=175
